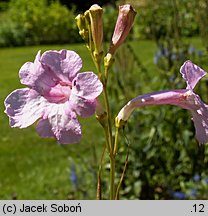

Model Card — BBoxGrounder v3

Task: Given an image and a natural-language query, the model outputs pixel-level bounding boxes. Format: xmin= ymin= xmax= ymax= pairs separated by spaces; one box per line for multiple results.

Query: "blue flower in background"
xmin=153 ymin=50 xmax=162 ymax=64
xmin=197 ymin=50 xmax=204 ymax=57
xmin=190 ymin=188 xmax=198 ymax=198
xmin=172 ymin=191 xmax=186 ymax=199
xmin=193 ymin=174 xmax=201 ymax=182
xmin=188 ymin=46 xmax=195 ymax=55
xmin=162 ymin=47 xmax=169 ymax=57
xmin=70 ymin=163 xmax=78 ymax=189
xmin=170 ymin=53 xmax=176 ymax=61
xmin=153 ymin=44 xmax=205 ymax=68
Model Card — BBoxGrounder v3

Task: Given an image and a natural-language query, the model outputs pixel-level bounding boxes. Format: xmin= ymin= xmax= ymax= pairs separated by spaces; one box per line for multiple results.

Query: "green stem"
xmin=92 ymin=51 xmax=116 ymax=199
xmin=115 ymin=146 xmax=129 ymax=200
xmin=113 ymin=127 xmax=119 ymax=156
xmin=92 ymin=54 xmax=103 ymax=80
xmin=103 ymin=65 xmax=117 ymax=199
xmin=104 ymin=66 xmax=109 ymax=81
xmin=103 ymin=84 xmax=115 ymax=200
xmin=103 ymin=125 xmax=111 ymax=156
xmin=96 ymin=144 xmax=106 ymax=200
xmin=94 ymin=59 xmax=111 ymax=155
xmin=109 ymin=127 xmax=120 ymax=199
xmin=110 ymin=156 xmax=116 ymax=199
xmin=93 ymin=54 xmax=114 ymax=200
xmin=103 ymin=85 xmax=113 ymax=151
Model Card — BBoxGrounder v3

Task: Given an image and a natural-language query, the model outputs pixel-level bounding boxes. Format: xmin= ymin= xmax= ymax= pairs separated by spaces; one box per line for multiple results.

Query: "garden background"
xmin=0 ymin=0 xmax=208 ymax=199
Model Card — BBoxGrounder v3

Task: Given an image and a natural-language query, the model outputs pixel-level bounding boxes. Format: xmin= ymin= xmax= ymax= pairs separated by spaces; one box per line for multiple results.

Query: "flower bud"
xmin=96 ymin=98 xmax=105 ymax=116
xmin=75 ymin=14 xmax=88 ymax=42
xmin=104 ymin=53 xmax=114 ymax=70
xmin=84 ymin=10 xmax=91 ymax=26
xmin=95 ymin=99 xmax=107 ymax=128
xmin=89 ymin=4 xmax=103 ymax=56
xmin=109 ymin=4 xmax=136 ymax=55
xmin=83 ymin=10 xmax=94 ymax=51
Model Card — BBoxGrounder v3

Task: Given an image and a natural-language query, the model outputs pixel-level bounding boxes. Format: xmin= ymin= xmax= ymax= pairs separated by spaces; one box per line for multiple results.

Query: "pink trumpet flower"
xmin=4 ymin=50 xmax=103 ymax=144
xmin=117 ymin=60 xmax=208 ymax=144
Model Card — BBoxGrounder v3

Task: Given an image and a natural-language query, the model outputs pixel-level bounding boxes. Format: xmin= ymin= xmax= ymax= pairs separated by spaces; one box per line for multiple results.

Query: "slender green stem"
xmin=101 ymin=91 xmax=117 ymax=200
xmin=93 ymin=59 xmax=111 ymax=154
xmin=109 ymin=127 xmax=120 ymax=199
xmin=103 ymin=66 xmax=118 ymax=199
xmin=92 ymin=55 xmax=103 ymax=79
xmin=103 ymin=125 xmax=111 ymax=156
xmin=92 ymin=50 xmax=114 ymax=199
xmin=91 ymin=48 xmax=116 ymax=199
xmin=96 ymin=144 xmax=106 ymax=200
xmin=110 ymin=156 xmax=116 ymax=199
xmin=103 ymin=83 xmax=116 ymax=200
xmin=115 ymin=147 xmax=129 ymax=200
xmin=104 ymin=66 xmax=108 ymax=81
xmin=113 ymin=127 xmax=119 ymax=156
xmin=103 ymin=85 xmax=113 ymax=152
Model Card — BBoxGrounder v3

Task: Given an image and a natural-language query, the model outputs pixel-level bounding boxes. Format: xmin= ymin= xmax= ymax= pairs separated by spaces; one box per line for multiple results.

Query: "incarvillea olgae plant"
xmin=4 ymin=4 xmax=208 ymax=199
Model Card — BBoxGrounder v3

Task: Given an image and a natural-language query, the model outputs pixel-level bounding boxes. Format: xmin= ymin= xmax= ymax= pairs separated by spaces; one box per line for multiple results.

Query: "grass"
xmin=0 ymin=38 xmax=205 ymax=199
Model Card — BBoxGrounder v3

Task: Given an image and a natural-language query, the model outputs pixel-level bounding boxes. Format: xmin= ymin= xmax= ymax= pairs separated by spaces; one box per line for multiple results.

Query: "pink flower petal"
xmin=36 ymin=119 xmax=55 ymax=138
xmin=71 ymin=72 xmax=103 ymax=100
xmin=188 ymin=94 xmax=208 ymax=144
xmin=4 ymin=88 xmax=47 ymax=128
xmin=70 ymin=94 xmax=96 ymax=117
xmin=191 ymin=108 xmax=208 ymax=144
xmin=19 ymin=51 xmax=57 ymax=94
xmin=40 ymin=50 xmax=82 ymax=82
xmin=180 ymin=60 xmax=206 ymax=90
xmin=58 ymin=123 xmax=82 ymax=144
xmin=45 ymin=103 xmax=81 ymax=144
xmin=19 ymin=61 xmax=35 ymax=86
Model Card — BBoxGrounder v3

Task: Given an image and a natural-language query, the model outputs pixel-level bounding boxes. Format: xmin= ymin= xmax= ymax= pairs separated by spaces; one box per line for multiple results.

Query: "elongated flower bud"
xmin=89 ymin=4 xmax=103 ymax=56
xmin=109 ymin=4 xmax=136 ymax=55
xmin=75 ymin=14 xmax=89 ymax=42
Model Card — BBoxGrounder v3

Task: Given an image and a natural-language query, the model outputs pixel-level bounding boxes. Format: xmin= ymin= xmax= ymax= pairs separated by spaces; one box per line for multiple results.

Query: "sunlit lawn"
xmin=0 ymin=38 xmax=204 ymax=199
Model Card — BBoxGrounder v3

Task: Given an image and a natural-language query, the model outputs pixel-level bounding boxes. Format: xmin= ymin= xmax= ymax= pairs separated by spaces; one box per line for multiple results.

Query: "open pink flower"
xmin=4 ymin=50 xmax=103 ymax=144
xmin=117 ymin=60 xmax=208 ymax=144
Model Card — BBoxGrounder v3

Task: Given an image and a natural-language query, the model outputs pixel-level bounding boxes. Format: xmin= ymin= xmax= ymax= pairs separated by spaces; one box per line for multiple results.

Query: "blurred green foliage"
xmin=0 ymin=0 xmax=207 ymax=47
xmin=197 ymin=0 xmax=208 ymax=52
xmin=0 ymin=0 xmax=80 ymax=46
xmin=103 ymin=5 xmax=117 ymax=42
xmin=136 ymin=0 xmax=199 ymax=40
xmin=0 ymin=0 xmax=119 ymax=47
